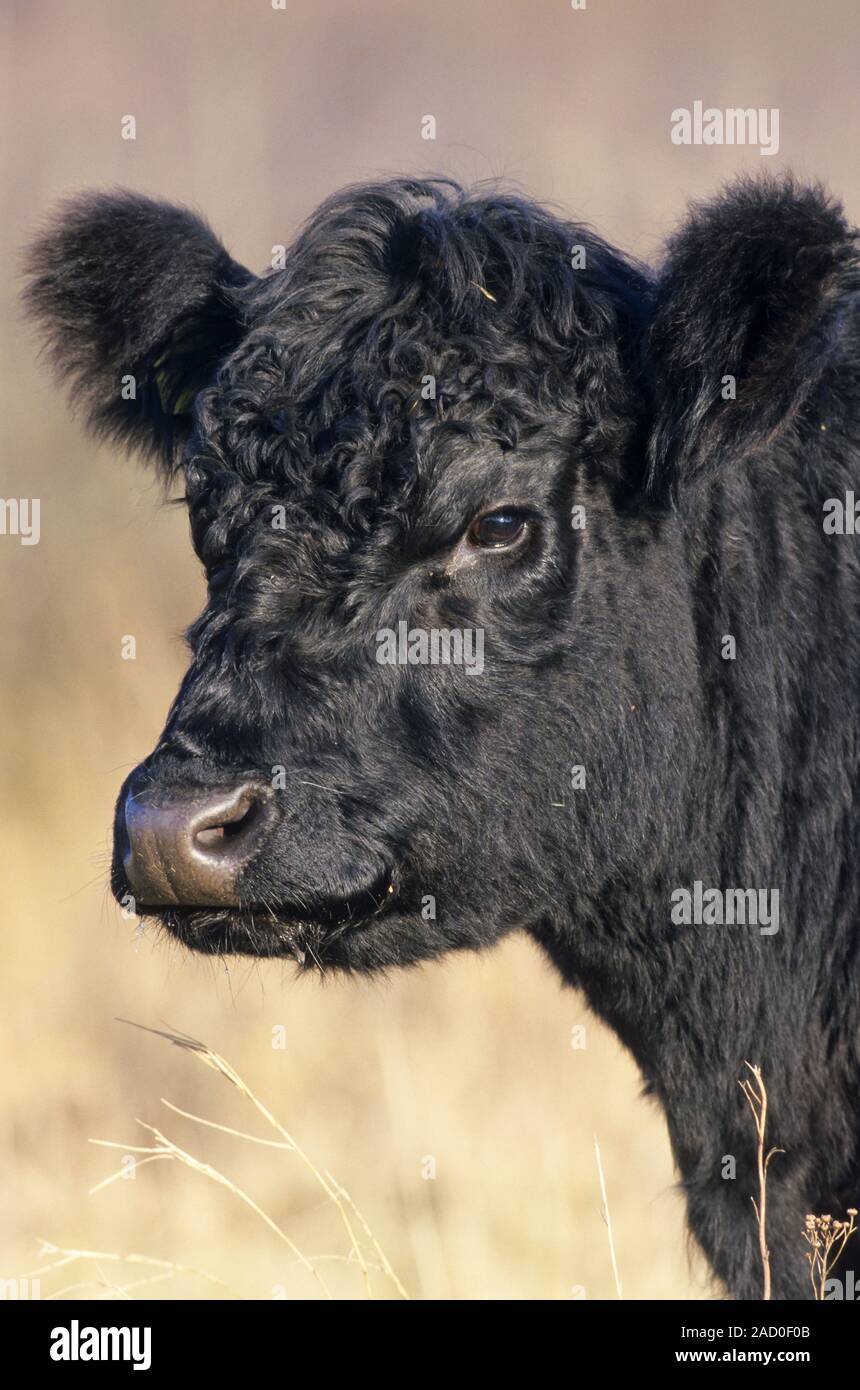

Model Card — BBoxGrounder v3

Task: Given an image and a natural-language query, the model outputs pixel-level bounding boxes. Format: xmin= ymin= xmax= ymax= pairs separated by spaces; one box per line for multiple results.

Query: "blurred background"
xmin=2 ymin=0 xmax=857 ymax=1301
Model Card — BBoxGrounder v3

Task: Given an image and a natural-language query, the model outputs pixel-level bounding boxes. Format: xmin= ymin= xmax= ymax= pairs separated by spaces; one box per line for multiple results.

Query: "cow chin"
xmin=154 ymin=903 xmax=370 ymax=966
xmin=145 ymin=898 xmax=452 ymax=974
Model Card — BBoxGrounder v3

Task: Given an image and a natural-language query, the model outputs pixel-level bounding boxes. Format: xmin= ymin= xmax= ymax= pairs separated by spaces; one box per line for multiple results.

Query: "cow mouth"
xmin=136 ymin=869 xmax=400 ymax=962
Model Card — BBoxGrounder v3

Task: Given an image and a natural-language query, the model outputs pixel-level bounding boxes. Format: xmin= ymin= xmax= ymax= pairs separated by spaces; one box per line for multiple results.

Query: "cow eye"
xmin=467 ymin=509 xmax=528 ymax=550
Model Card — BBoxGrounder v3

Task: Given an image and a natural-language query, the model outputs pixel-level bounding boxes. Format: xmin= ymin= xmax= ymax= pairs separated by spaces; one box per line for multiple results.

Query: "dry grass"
xmin=13 ymin=1007 xmax=693 ymax=1300
xmin=803 ymin=1210 xmax=858 ymax=1300
xmin=738 ymin=1065 xmax=860 ymax=1302
xmin=97 ymin=1024 xmax=408 ymax=1299
xmin=739 ymin=1062 xmax=784 ymax=1301
xmin=25 ymin=1024 xmax=409 ymax=1300
xmin=594 ymin=1135 xmax=623 ymax=1299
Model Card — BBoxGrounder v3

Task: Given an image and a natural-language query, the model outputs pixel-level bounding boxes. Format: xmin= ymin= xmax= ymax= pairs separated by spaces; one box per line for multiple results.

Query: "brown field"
xmin=1 ymin=0 xmax=856 ymax=1300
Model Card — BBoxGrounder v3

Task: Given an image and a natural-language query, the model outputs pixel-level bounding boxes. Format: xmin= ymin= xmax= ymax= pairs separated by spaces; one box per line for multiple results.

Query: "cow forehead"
xmin=188 ymin=376 xmax=558 ymax=542
xmin=184 ymin=424 xmax=564 ymax=591
xmin=183 ymin=290 xmax=577 ymax=587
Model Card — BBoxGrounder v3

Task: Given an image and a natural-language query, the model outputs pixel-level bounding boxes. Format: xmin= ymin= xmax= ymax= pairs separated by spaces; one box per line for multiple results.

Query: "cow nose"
xmin=123 ymin=782 xmax=273 ymax=907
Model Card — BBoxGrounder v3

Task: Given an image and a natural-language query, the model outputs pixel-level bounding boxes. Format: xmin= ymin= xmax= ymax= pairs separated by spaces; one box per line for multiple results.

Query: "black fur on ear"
xmin=646 ymin=176 xmax=860 ymax=502
xmin=23 ymin=190 xmax=256 ymax=476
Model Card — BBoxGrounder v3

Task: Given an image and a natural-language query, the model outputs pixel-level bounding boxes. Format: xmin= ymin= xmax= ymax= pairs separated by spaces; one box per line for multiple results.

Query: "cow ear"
xmin=646 ymin=178 xmax=859 ymax=502
xmin=23 ymin=190 xmax=256 ymax=477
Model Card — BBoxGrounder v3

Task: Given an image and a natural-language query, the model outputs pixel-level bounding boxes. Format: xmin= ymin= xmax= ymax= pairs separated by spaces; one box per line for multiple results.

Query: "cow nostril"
xmin=196 ymin=824 xmax=229 ymax=849
xmin=194 ymin=799 xmax=262 ymax=853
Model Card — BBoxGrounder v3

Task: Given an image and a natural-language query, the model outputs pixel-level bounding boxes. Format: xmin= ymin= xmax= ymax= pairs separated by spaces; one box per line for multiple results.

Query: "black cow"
xmin=25 ymin=176 xmax=860 ymax=1299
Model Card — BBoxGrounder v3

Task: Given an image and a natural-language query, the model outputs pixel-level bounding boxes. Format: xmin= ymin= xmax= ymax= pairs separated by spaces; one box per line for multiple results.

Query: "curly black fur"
xmin=24 ymin=174 xmax=860 ymax=1300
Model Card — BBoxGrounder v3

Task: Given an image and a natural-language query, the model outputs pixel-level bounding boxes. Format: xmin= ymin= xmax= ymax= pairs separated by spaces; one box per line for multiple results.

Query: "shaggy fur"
xmin=25 ymin=175 xmax=860 ymax=1300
